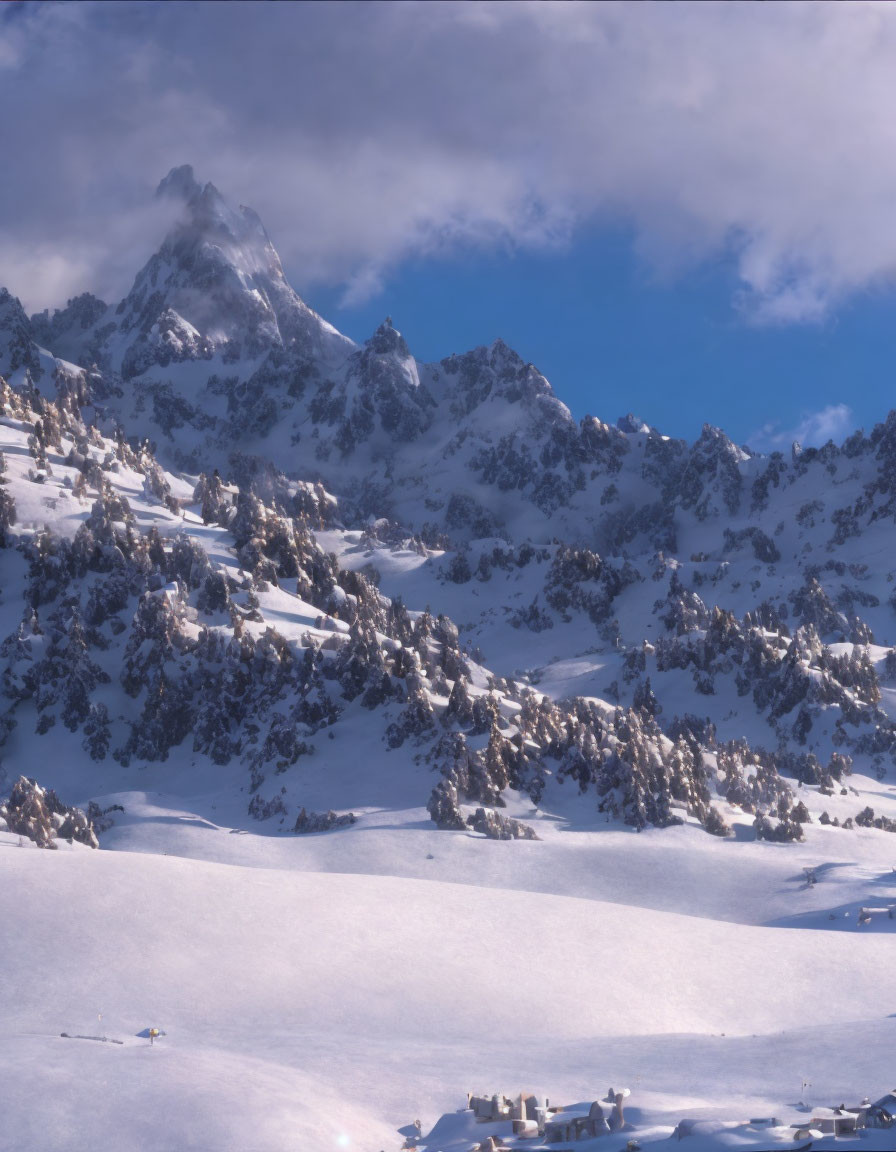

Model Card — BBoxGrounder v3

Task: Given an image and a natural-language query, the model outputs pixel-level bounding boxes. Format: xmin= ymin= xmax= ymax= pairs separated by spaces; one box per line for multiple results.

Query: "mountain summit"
xmin=155 ymin=162 xmax=205 ymax=204
xmin=29 ymin=166 xmax=350 ymax=384
xmin=116 ymin=165 xmax=352 ymax=377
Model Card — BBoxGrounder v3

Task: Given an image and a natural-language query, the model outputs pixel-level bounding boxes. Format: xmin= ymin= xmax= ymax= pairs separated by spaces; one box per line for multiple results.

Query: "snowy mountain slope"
xmin=321 ymin=487 xmax=896 ymax=796
xmin=4 ymin=178 xmax=896 ymax=849
xmin=0 ymin=377 xmax=758 ymax=847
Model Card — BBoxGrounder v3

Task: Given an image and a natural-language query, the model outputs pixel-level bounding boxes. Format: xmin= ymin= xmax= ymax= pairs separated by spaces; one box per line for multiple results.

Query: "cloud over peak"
xmin=4 ymin=1 xmax=896 ymax=321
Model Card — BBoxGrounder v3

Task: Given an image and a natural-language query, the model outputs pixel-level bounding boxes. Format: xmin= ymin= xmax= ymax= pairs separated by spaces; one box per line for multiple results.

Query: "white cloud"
xmin=338 ymin=265 xmax=386 ymax=310
xmin=750 ymin=404 xmax=855 ymax=452
xmin=4 ymin=1 xmax=896 ymax=321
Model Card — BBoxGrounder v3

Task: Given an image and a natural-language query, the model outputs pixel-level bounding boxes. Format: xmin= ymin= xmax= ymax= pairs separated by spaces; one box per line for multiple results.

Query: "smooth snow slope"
xmin=2 ymin=838 xmax=896 ymax=1150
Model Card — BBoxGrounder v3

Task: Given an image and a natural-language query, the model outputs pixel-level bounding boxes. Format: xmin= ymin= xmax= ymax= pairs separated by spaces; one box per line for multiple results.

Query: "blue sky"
xmin=4 ymin=1 xmax=896 ymax=449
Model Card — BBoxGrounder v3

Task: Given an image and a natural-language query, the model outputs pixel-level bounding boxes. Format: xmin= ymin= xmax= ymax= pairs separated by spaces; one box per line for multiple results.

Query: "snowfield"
xmin=3 ymin=831 xmax=896 ymax=1151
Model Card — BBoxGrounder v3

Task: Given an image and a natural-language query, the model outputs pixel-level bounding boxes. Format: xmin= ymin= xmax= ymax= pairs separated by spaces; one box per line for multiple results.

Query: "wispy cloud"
xmin=4 ymin=1 xmax=896 ymax=322
xmin=750 ymin=403 xmax=855 ymax=452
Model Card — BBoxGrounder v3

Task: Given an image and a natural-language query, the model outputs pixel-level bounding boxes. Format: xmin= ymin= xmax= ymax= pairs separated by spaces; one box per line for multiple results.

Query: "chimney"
xmin=606 ymin=1087 xmax=630 ymax=1129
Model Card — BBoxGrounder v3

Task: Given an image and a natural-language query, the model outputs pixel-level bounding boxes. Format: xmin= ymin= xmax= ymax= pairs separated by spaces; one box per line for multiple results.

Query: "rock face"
xmin=0 ymin=777 xmax=98 ymax=849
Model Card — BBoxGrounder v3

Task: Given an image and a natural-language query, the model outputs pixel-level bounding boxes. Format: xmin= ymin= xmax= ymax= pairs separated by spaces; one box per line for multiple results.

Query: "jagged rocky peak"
xmin=95 ymin=165 xmax=353 ymax=378
xmin=678 ymin=423 xmax=752 ymax=519
xmin=333 ymin=316 xmax=432 ymax=448
xmin=617 ymin=413 xmax=651 ymax=435
xmin=440 ymin=337 xmax=573 ymax=428
xmin=366 ymin=315 xmax=412 ymax=360
xmin=360 ymin=316 xmax=420 ymax=391
xmin=0 ymin=289 xmax=42 ymax=382
xmin=694 ymin=421 xmax=751 ymax=459
xmin=156 ymin=162 xmax=203 ymax=203
xmin=154 ymin=163 xmax=285 ymax=285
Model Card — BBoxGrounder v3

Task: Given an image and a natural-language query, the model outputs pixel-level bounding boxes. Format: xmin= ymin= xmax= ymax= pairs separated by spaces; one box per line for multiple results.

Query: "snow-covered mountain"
xmin=31 ymin=165 xmax=350 ymax=373
xmin=2 ymin=168 xmax=896 ymax=1150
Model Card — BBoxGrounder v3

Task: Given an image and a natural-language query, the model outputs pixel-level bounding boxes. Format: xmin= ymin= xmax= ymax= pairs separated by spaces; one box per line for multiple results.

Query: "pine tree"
xmin=82 ymin=702 xmax=111 ymax=760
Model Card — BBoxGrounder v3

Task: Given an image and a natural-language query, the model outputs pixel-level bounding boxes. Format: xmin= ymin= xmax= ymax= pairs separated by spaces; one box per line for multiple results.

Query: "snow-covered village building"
xmin=542 ymin=1102 xmax=611 ymax=1143
xmin=791 ymin=1107 xmax=860 ymax=1140
xmin=463 ymin=1088 xmax=630 ymax=1147
xmin=789 ymin=1093 xmax=896 ymax=1138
